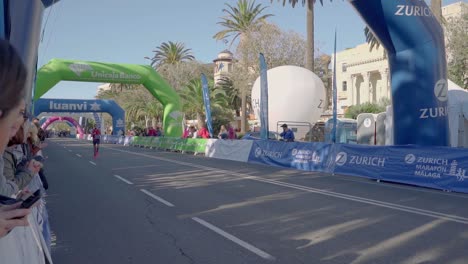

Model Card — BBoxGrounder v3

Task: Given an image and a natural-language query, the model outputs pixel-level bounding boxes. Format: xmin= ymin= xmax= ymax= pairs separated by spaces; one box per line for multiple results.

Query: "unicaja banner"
xmin=349 ymin=0 xmax=449 ymax=146
xmin=35 ymin=59 xmax=183 ymax=137
xmin=201 ymin=74 xmax=214 ymax=137
xmin=259 ymin=53 xmax=269 ymax=140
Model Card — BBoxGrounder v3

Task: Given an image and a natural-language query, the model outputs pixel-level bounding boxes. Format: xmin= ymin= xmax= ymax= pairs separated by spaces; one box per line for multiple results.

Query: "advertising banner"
xmin=248 ymin=141 xmax=333 ymax=172
xmin=350 ymin=0 xmax=449 ymax=146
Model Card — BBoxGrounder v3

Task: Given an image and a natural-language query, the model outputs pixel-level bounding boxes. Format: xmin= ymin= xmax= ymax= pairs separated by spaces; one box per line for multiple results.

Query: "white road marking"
xmin=113 ymin=175 xmax=133 ymax=185
xmin=89 ymin=161 xmax=96 ymax=166
xmin=113 ymin=164 xmax=161 ymax=170
xmin=140 ymin=189 xmax=174 ymax=207
xmin=106 ymin=147 xmax=468 ymax=225
xmin=76 ymin=154 xmax=81 ymax=157
xmin=68 ymin=150 xmax=72 ymax=152
xmin=192 ymin=217 xmax=275 ymax=260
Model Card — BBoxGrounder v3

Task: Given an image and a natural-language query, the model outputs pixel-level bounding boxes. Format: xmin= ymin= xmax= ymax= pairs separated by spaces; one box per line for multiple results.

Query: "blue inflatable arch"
xmin=34 ymin=98 xmax=125 ymax=135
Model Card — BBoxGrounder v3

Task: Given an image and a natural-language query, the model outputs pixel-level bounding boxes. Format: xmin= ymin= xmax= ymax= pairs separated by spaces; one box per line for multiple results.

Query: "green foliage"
xmin=84 ymin=118 xmax=96 ymax=132
xmin=96 ymin=85 xmax=163 ymax=129
xmin=235 ymin=22 xmax=307 ymax=71
xmin=157 ymin=61 xmax=213 ymax=92
xmin=180 ymin=78 xmax=231 ymax=128
xmin=344 ymin=98 xmax=390 ymax=119
xmin=149 ymin=41 xmax=195 ymax=68
xmin=446 ymin=13 xmax=468 ymax=89
xmin=213 ymin=0 xmax=273 ymax=46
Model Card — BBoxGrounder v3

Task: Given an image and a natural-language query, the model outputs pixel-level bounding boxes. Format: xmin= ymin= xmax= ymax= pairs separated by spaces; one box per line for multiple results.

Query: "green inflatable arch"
xmin=34 ymin=59 xmax=183 ymax=137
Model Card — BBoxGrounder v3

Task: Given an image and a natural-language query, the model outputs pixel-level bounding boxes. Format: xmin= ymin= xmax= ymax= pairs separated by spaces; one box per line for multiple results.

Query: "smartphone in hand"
xmin=20 ymin=190 xmax=41 ymax=209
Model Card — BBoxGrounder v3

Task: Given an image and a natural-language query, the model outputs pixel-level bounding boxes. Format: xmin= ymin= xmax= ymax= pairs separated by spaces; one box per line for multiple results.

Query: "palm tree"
xmin=217 ymin=76 xmax=242 ymax=117
xmin=180 ymin=79 xmax=228 ymax=128
xmin=149 ymin=41 xmax=195 ymax=69
xmin=271 ymin=0 xmax=328 ymax=72
xmin=214 ymin=0 xmax=273 ymax=133
xmin=124 ymin=98 xmax=163 ymax=129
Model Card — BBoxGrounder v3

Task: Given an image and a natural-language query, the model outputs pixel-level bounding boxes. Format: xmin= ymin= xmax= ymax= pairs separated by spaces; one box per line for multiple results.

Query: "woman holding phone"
xmin=0 ymin=40 xmax=33 ymax=238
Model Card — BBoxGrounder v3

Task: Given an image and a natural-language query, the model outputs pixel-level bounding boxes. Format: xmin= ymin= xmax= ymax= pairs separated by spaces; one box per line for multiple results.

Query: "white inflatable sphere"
xmin=251 ymin=65 xmax=326 ymax=132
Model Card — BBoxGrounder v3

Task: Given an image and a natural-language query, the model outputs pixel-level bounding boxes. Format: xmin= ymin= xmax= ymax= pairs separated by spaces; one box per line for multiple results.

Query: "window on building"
xmin=342 ymin=63 xmax=347 ymax=72
xmin=342 ymin=81 xmax=347 ymax=91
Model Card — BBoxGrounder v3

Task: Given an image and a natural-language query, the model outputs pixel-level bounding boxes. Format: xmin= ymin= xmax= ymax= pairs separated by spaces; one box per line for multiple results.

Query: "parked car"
xmin=241 ymin=131 xmax=280 ymax=140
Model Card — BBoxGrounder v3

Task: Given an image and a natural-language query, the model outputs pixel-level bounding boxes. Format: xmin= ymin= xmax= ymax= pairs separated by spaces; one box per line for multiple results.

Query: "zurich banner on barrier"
xmin=331 ymin=144 xmax=468 ymax=193
xmin=331 ymin=144 xmax=388 ymax=180
xmin=83 ymin=135 xmax=468 ymax=194
xmin=248 ymin=141 xmax=333 ymax=172
xmin=385 ymin=146 xmax=468 ymax=193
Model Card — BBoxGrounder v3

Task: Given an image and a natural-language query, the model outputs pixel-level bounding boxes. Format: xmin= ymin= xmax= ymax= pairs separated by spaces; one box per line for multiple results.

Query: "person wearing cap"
xmin=280 ymin=124 xmax=295 ymax=142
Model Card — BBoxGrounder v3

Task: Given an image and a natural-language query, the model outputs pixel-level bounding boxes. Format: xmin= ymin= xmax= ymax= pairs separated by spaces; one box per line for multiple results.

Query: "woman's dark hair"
xmin=0 ymin=39 xmax=27 ymax=119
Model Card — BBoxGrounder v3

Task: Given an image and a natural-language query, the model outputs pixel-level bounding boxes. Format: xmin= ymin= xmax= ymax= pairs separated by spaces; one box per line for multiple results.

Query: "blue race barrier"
xmin=78 ymin=133 xmax=468 ymax=193
xmin=384 ymin=146 xmax=468 ymax=192
xmin=248 ymin=141 xmax=333 ymax=173
xmin=247 ymin=140 xmax=468 ymax=193
xmin=331 ymin=144 xmax=388 ymax=180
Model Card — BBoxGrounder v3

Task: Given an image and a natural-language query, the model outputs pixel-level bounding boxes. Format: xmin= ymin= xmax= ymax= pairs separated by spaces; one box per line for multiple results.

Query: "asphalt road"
xmin=44 ymin=138 xmax=468 ymax=264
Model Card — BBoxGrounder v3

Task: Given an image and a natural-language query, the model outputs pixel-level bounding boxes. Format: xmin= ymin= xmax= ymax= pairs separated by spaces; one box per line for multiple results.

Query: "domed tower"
xmin=213 ymin=50 xmax=234 ymax=85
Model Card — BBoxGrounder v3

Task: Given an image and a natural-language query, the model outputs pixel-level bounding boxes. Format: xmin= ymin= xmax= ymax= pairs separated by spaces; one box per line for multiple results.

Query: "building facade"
xmin=332 ymin=43 xmax=390 ymax=114
xmin=213 ymin=50 xmax=234 ymax=85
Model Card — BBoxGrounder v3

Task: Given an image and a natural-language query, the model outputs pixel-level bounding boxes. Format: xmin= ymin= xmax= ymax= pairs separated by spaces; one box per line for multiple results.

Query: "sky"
xmin=37 ymin=0 xmax=462 ymax=100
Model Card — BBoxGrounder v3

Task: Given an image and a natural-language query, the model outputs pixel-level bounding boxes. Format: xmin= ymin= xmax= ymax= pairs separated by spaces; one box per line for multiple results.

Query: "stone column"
xmin=380 ymin=68 xmax=390 ymax=99
xmin=363 ymin=72 xmax=371 ymax=104
xmin=350 ymin=74 xmax=356 ymax=105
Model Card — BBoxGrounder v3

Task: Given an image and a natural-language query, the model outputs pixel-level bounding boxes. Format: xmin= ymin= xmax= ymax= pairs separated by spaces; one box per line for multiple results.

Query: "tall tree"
xmin=157 ymin=61 xmax=213 ymax=92
xmin=149 ymin=41 xmax=195 ymax=69
xmin=271 ymin=0 xmax=327 ymax=72
xmin=180 ymin=79 xmax=229 ymax=128
xmin=214 ymin=0 xmax=273 ymax=132
xmin=446 ymin=13 xmax=468 ymax=89
xmin=236 ymin=22 xmax=306 ymax=72
xmin=220 ymin=22 xmax=307 ymax=121
xmin=97 ymin=86 xmax=163 ymax=129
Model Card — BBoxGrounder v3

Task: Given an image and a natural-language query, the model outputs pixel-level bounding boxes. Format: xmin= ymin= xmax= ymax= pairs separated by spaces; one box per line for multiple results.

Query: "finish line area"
xmin=46 ymin=138 xmax=468 ymax=264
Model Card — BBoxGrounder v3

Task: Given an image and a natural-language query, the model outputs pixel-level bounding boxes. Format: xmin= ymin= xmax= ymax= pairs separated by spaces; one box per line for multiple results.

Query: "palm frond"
xmin=213 ymin=0 xmax=273 ymax=46
xmin=149 ymin=41 xmax=195 ymax=68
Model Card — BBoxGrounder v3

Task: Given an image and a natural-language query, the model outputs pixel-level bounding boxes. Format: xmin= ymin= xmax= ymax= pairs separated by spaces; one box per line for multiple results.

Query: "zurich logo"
xmin=404 ymin=154 xmax=416 ymax=164
xmin=434 ymin=79 xmax=448 ymax=102
xmin=335 ymin=152 xmax=347 ymax=166
xmin=291 ymin=149 xmax=298 ymax=156
xmin=254 ymin=147 xmax=262 ymax=158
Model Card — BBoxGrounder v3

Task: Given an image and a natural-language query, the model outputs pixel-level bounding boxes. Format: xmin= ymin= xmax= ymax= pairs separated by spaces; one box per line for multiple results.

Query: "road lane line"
xmin=76 ymin=154 xmax=81 ymax=157
xmin=68 ymin=150 xmax=72 ymax=152
xmin=114 ymin=175 xmax=133 ymax=185
xmin=89 ymin=161 xmax=96 ymax=166
xmin=113 ymin=164 xmax=161 ymax=170
xmin=140 ymin=189 xmax=174 ymax=207
xmin=106 ymin=147 xmax=468 ymax=225
xmin=192 ymin=217 xmax=275 ymax=260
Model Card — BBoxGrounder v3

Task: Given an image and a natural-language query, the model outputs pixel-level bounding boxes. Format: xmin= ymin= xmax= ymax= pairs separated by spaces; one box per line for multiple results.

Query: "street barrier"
xmin=80 ymin=136 xmax=468 ymax=193
xmin=205 ymin=139 xmax=253 ymax=162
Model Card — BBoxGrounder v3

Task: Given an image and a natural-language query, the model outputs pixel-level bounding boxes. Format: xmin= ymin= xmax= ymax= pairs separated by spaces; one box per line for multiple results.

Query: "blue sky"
xmin=38 ymin=0 xmax=460 ymax=99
